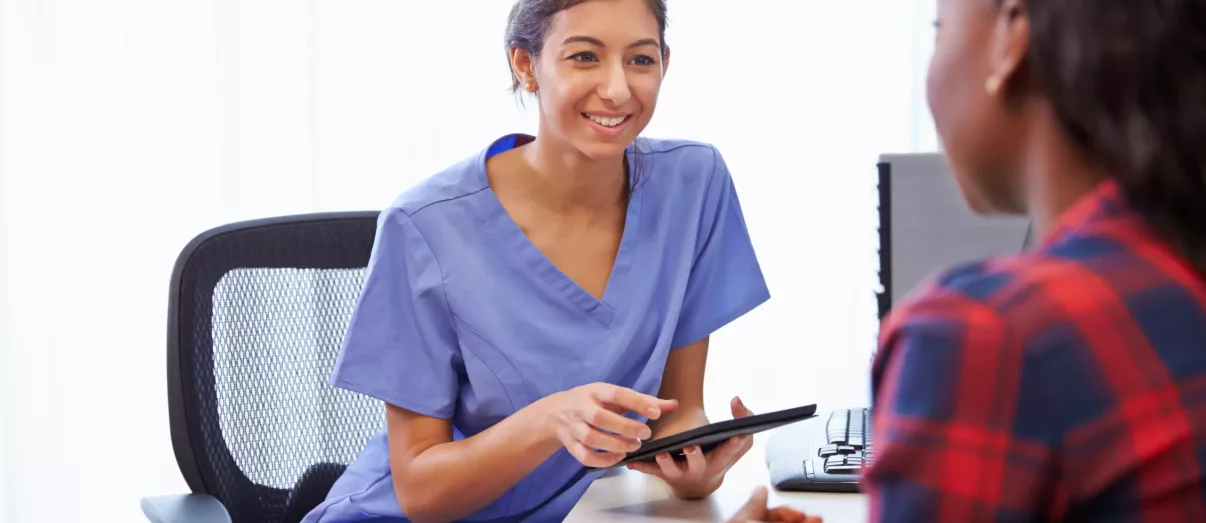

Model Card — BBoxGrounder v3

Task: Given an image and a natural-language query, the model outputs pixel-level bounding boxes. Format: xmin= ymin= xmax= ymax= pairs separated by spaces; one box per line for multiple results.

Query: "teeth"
xmin=588 ymin=114 xmax=627 ymax=127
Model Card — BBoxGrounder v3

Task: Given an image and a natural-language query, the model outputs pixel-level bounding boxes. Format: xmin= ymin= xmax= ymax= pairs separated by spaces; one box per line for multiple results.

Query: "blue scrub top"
xmin=303 ymin=134 xmax=770 ymax=522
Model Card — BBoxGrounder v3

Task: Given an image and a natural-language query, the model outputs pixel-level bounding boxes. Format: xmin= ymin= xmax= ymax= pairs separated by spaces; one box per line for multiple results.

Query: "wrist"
xmin=522 ymin=395 xmax=564 ymax=454
xmin=669 ymin=476 xmax=723 ymax=500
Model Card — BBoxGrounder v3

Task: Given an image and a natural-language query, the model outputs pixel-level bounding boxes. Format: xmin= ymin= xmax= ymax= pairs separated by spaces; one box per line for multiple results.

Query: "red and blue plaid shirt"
xmin=864 ymin=179 xmax=1206 ymax=522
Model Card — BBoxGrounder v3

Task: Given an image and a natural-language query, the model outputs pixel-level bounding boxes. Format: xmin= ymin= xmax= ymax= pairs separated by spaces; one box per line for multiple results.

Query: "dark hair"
xmin=504 ymin=0 xmax=669 ymax=94
xmin=1020 ymin=0 xmax=1206 ymax=273
xmin=502 ymin=0 xmax=669 ymax=201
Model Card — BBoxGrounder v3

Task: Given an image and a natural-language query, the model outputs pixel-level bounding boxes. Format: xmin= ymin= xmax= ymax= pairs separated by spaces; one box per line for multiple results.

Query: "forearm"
xmin=393 ymin=403 xmax=562 ymax=523
xmin=650 ymin=406 xmax=709 ymax=439
xmin=654 ymin=338 xmax=709 ymax=439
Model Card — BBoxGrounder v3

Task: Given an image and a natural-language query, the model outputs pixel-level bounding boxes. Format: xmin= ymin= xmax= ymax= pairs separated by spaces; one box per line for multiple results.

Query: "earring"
xmin=985 ymin=75 xmax=1002 ymax=95
xmin=525 ymin=79 xmax=537 ymax=92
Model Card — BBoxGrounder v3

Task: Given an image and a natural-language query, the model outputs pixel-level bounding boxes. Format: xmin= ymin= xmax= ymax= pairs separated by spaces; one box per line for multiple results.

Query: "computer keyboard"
xmin=765 ymin=407 xmax=873 ymax=493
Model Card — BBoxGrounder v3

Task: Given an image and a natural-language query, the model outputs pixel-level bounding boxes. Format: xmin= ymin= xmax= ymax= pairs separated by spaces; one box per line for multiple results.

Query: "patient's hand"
xmin=726 ymin=486 xmax=822 ymax=523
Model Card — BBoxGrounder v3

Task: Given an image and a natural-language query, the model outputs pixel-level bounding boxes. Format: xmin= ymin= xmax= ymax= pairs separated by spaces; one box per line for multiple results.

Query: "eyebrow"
xmin=561 ymin=36 xmax=661 ymax=50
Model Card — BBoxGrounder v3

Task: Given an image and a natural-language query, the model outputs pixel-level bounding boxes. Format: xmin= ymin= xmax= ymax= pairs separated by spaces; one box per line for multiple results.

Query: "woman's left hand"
xmin=627 ymin=396 xmax=756 ymax=499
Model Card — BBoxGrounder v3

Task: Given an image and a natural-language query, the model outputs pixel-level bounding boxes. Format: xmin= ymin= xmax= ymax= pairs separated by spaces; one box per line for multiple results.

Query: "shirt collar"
xmin=1039 ymin=179 xmax=1126 ymax=246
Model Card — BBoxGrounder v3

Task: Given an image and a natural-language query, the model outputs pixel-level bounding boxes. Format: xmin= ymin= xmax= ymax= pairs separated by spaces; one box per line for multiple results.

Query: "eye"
xmin=631 ymin=55 xmax=657 ymax=66
xmin=569 ymin=51 xmax=598 ymax=62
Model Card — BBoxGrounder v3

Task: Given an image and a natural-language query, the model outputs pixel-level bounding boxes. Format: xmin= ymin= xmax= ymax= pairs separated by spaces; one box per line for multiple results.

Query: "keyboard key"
xmin=818 ymin=444 xmax=839 ymax=458
xmin=826 ymin=420 xmax=846 ymax=433
xmin=827 ymin=411 xmax=849 ymax=429
xmin=827 ymin=414 xmax=850 ymax=444
xmin=825 ymin=456 xmax=861 ymax=474
xmin=824 ymin=455 xmax=845 ymax=470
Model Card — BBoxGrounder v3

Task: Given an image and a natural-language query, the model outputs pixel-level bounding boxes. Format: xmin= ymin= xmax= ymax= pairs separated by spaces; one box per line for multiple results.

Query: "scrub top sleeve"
xmin=329 ymin=208 xmax=462 ymax=419
xmin=670 ymin=146 xmax=771 ymax=349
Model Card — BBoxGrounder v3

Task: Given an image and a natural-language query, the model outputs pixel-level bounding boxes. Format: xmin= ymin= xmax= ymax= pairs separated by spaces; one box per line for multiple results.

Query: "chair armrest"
xmin=141 ymin=494 xmax=232 ymax=523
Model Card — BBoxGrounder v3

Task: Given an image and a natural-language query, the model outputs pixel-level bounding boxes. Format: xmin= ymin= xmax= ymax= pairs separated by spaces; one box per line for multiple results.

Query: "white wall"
xmin=910 ymin=0 xmax=941 ymax=152
xmin=0 ymin=1 xmax=937 ymax=521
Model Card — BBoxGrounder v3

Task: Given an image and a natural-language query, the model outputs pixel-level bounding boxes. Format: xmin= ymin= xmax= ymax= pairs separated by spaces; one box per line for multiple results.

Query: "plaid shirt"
xmin=864 ymin=180 xmax=1206 ymax=522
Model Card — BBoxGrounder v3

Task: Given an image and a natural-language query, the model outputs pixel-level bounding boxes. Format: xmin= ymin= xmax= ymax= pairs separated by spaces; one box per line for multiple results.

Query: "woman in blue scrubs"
xmin=303 ymin=0 xmax=770 ymax=521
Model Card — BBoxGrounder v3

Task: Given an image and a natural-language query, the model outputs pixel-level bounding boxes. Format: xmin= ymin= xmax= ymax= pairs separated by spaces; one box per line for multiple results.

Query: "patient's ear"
xmin=988 ymin=0 xmax=1031 ymax=96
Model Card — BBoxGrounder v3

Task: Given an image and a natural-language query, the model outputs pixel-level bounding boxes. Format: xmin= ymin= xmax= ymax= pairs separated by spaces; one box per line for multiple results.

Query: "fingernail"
xmin=640 ymin=429 xmax=651 ymax=439
xmin=646 ymin=407 xmax=660 ymax=418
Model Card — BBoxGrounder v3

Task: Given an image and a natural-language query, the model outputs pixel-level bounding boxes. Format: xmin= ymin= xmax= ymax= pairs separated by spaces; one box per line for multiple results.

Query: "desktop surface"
xmin=568 ymin=437 xmax=868 ymax=522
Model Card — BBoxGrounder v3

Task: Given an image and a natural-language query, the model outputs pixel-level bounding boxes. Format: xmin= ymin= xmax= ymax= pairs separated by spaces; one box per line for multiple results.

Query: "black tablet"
xmin=592 ymin=404 xmax=818 ymax=469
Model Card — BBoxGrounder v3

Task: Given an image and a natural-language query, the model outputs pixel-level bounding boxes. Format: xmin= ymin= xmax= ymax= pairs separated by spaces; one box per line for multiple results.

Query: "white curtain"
xmin=0 ymin=1 xmax=937 ymax=521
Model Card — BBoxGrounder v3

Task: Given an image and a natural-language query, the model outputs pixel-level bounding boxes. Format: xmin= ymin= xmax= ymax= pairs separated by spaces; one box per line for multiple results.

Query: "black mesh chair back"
xmin=166 ymin=212 xmax=386 ymax=523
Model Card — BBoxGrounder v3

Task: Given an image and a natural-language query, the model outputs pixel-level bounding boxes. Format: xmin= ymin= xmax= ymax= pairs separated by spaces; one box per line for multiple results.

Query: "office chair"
xmin=142 ymin=212 xmax=386 ymax=523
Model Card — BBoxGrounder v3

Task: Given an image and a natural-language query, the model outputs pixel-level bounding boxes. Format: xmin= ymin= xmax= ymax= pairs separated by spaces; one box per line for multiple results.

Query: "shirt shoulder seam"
xmin=395 ymin=209 xmax=458 ymax=325
xmin=402 ymin=184 xmax=490 ymax=218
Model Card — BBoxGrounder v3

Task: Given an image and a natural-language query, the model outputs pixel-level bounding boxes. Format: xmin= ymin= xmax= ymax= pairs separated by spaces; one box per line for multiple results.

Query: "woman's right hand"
xmin=537 ymin=383 xmax=678 ymax=468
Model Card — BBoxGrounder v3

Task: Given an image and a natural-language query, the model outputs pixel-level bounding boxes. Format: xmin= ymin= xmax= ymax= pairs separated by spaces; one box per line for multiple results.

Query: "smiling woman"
xmin=299 ymin=0 xmax=772 ymax=522
xmin=504 ymin=0 xmax=670 ymax=199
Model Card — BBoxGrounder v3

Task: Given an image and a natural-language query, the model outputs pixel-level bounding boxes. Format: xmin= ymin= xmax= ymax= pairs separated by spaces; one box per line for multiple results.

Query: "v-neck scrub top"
xmin=302 ymin=135 xmax=770 ymax=522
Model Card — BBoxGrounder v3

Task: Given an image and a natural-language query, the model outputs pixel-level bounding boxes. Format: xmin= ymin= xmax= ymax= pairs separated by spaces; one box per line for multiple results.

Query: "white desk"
xmin=567 ymin=441 xmax=868 ymax=522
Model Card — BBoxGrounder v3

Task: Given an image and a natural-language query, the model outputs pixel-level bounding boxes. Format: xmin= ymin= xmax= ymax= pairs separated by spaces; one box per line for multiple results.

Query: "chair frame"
xmin=151 ymin=211 xmax=379 ymax=523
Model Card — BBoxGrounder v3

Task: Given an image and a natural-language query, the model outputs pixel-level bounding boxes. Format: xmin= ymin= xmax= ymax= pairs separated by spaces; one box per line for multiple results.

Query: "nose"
xmin=598 ymin=62 xmax=632 ymax=105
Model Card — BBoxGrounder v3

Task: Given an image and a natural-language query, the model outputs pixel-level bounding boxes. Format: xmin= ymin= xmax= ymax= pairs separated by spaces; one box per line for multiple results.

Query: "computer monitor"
xmin=876 ymin=153 xmax=1032 ymax=319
